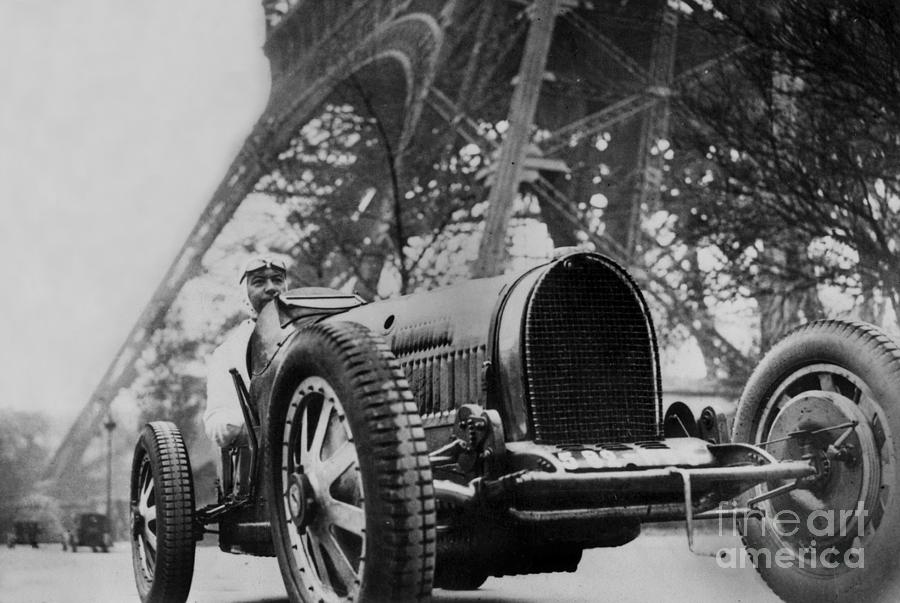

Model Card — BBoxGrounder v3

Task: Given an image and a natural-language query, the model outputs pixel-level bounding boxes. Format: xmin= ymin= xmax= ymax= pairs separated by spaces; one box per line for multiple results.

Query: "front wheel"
xmin=267 ymin=322 xmax=436 ymax=603
xmin=734 ymin=320 xmax=900 ymax=603
xmin=130 ymin=421 xmax=196 ymax=603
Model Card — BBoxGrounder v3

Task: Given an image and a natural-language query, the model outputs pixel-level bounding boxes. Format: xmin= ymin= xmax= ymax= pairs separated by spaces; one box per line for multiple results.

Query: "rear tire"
xmin=267 ymin=321 xmax=435 ymax=602
xmin=130 ymin=421 xmax=196 ymax=603
xmin=734 ymin=320 xmax=900 ymax=603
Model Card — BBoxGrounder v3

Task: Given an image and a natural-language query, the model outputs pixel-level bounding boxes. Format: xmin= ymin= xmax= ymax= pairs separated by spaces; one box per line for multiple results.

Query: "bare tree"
xmin=669 ymin=0 xmax=900 ymax=346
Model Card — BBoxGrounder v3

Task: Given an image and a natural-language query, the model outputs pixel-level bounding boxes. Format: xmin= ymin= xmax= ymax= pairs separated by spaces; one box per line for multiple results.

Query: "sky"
xmin=0 ymin=1 xmax=270 ymax=422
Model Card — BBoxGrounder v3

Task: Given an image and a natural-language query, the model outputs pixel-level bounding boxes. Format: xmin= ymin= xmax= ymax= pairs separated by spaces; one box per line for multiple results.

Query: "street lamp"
xmin=103 ymin=414 xmax=117 ymax=539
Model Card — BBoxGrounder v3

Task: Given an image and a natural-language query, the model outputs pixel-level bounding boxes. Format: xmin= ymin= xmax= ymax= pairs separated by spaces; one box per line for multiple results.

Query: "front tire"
xmin=267 ymin=322 xmax=436 ymax=602
xmin=734 ymin=320 xmax=900 ymax=603
xmin=130 ymin=421 xmax=196 ymax=603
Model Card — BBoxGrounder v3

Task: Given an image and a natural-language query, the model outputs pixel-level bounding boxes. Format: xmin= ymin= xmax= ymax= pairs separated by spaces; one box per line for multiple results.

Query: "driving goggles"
xmin=239 ymin=257 xmax=287 ymax=283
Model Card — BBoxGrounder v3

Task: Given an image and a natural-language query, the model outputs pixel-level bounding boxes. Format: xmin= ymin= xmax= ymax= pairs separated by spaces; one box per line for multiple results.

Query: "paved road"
xmin=0 ymin=529 xmax=779 ymax=603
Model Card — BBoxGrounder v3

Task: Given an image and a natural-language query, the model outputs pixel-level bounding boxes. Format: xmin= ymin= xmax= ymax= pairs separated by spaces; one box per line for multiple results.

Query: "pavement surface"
xmin=0 ymin=528 xmax=780 ymax=603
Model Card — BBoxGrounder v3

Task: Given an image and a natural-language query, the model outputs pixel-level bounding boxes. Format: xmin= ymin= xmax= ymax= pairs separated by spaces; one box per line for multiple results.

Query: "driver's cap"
xmin=239 ymin=255 xmax=287 ymax=283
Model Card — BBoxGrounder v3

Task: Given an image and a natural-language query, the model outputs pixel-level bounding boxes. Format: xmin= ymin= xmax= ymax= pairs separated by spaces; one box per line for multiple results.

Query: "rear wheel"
xmin=267 ymin=322 xmax=435 ymax=602
xmin=130 ymin=421 xmax=196 ymax=603
xmin=734 ymin=320 xmax=900 ymax=603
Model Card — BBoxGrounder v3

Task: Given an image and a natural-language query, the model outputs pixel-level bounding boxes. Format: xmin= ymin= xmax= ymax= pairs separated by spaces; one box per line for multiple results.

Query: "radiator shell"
xmin=329 ymin=252 xmax=662 ymax=444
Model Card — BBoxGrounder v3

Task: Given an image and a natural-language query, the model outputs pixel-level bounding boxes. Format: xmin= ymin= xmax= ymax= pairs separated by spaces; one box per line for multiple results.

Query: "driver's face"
xmin=246 ymin=267 xmax=287 ymax=313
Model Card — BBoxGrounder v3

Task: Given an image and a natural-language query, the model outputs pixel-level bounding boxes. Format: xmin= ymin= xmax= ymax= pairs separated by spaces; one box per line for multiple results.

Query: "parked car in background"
xmin=69 ymin=513 xmax=111 ymax=553
xmin=10 ymin=521 xmax=40 ymax=548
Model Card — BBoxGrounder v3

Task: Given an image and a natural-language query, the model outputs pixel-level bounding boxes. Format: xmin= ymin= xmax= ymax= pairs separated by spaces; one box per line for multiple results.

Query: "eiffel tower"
xmin=45 ymin=0 xmax=729 ymax=492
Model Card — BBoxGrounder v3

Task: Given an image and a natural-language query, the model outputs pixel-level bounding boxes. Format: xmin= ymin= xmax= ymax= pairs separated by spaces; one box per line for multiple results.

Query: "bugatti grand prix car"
xmin=130 ymin=251 xmax=900 ymax=603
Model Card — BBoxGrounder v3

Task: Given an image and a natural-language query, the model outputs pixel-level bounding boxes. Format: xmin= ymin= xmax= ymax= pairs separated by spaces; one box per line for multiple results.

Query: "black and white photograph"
xmin=2 ymin=1 xmax=899 ymax=602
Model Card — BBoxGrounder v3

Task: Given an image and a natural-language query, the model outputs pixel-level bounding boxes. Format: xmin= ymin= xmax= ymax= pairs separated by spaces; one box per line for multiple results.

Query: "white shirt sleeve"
xmin=203 ymin=320 xmax=254 ymax=447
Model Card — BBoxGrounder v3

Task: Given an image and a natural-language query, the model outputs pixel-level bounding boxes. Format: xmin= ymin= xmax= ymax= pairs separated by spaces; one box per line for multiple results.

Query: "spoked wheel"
xmin=267 ymin=322 xmax=435 ymax=603
xmin=281 ymin=376 xmax=368 ymax=598
xmin=130 ymin=421 xmax=196 ymax=603
xmin=734 ymin=320 xmax=900 ymax=603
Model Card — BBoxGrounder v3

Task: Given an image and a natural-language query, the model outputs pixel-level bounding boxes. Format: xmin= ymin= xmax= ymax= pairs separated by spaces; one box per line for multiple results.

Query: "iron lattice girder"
xmin=648 ymin=6 xmax=680 ymax=87
xmin=472 ymin=0 xmax=561 ymax=278
xmin=561 ymin=10 xmax=649 ymax=83
xmin=635 ymin=4 xmax=679 ymax=203
xmin=428 ymin=87 xmax=497 ymax=150
xmin=540 ymin=93 xmax=660 ymax=156
xmin=625 ymin=3 xmax=679 ymax=255
xmin=427 ymin=86 xmax=629 ymax=262
xmin=539 ymin=47 xmax=737 ymax=157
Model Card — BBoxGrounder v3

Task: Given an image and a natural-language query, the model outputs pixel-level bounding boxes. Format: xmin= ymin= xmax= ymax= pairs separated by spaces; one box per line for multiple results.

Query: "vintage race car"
xmin=129 ymin=251 xmax=900 ymax=603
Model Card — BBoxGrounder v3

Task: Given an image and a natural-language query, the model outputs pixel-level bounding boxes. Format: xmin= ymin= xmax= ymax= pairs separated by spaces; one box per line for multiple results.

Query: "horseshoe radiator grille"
xmin=523 ymin=255 xmax=661 ymax=445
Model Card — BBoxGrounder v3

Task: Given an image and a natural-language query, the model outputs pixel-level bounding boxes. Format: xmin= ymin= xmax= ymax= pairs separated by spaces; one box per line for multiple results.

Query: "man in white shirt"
xmin=203 ymin=255 xmax=288 ymax=447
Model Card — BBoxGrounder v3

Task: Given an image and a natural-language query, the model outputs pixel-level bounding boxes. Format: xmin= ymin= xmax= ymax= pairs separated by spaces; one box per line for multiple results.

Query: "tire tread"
xmin=130 ymin=421 xmax=196 ymax=603
xmin=269 ymin=321 xmax=435 ymax=602
xmin=734 ymin=320 xmax=900 ymax=603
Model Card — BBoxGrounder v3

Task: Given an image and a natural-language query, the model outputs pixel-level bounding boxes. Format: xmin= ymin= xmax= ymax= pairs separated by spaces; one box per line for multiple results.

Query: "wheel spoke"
xmin=144 ymin=524 xmax=157 ymax=550
xmin=138 ymin=469 xmax=157 ymax=552
xmin=318 ymin=440 xmax=356 ymax=488
xmin=818 ymin=372 xmax=836 ymax=392
xmin=309 ymin=399 xmax=335 ymax=461
xmin=139 ymin=476 xmax=154 ymax=511
xmin=758 ymin=393 xmax=791 ymax=440
xmin=282 ymin=375 xmax=376 ymax=598
xmin=299 ymin=403 xmax=311 ymax=460
xmin=142 ymin=539 xmax=156 ymax=574
xmin=325 ymin=500 xmax=365 ymax=536
xmin=143 ymin=505 xmax=157 ymax=525
xmin=306 ymin=531 xmax=334 ymax=590
xmin=318 ymin=530 xmax=360 ymax=590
